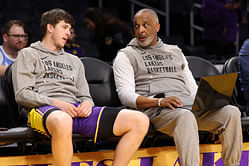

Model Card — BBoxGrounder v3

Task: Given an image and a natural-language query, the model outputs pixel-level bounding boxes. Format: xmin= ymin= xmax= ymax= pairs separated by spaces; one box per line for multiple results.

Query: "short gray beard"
xmin=137 ymin=35 xmax=154 ymax=47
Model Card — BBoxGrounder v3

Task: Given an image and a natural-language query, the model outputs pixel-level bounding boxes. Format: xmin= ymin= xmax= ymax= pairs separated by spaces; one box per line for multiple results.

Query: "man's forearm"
xmin=136 ymin=96 xmax=159 ymax=109
xmin=136 ymin=95 xmax=183 ymax=110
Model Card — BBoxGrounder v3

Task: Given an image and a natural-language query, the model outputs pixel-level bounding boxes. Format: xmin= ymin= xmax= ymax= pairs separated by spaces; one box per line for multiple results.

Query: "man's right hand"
xmin=159 ymin=96 xmax=183 ymax=110
xmin=51 ymin=99 xmax=78 ymax=118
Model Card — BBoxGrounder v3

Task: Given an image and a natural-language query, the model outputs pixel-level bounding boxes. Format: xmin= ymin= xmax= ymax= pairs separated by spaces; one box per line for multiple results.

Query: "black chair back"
xmin=0 ymin=77 xmax=11 ymax=128
xmin=186 ymin=56 xmax=220 ymax=81
xmin=80 ymin=57 xmax=121 ymax=107
xmin=2 ymin=63 xmax=26 ymax=127
xmin=223 ymin=56 xmax=247 ymax=113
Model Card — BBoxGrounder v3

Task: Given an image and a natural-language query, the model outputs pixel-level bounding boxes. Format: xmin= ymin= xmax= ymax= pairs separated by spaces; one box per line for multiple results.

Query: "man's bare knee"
xmin=113 ymin=109 xmax=149 ymax=136
xmin=46 ymin=111 xmax=73 ymax=136
xmin=132 ymin=110 xmax=150 ymax=134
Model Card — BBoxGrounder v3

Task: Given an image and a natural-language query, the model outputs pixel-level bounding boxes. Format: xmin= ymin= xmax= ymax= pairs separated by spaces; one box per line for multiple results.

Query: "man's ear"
xmin=156 ymin=23 xmax=160 ymax=33
xmin=47 ymin=24 xmax=54 ymax=33
xmin=2 ymin=33 xmax=8 ymax=43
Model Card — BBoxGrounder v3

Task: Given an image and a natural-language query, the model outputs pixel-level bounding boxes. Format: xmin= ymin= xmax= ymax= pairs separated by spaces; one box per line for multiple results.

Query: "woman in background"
xmin=83 ymin=7 xmax=133 ymax=63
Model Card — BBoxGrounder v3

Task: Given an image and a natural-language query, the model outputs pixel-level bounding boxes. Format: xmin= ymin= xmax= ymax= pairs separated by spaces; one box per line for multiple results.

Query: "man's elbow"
xmin=119 ymin=95 xmax=137 ymax=109
xmin=15 ymin=91 xmax=27 ymax=105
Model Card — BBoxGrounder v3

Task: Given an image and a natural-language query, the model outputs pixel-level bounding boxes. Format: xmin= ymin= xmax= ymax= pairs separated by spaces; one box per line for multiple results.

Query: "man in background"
xmin=0 ymin=20 xmax=28 ymax=77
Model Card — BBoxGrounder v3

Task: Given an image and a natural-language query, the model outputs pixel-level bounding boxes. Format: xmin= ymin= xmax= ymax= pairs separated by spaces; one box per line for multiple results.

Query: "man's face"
xmin=3 ymin=25 xmax=28 ymax=51
xmin=51 ymin=20 xmax=71 ymax=49
xmin=134 ymin=12 xmax=160 ymax=47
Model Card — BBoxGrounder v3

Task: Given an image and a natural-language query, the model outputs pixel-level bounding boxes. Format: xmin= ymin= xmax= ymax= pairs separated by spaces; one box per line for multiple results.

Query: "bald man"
xmin=113 ymin=8 xmax=242 ymax=166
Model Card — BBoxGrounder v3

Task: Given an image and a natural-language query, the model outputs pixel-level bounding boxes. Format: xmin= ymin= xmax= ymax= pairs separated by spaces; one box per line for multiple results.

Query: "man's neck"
xmin=2 ymin=44 xmax=18 ymax=59
xmin=41 ymin=37 xmax=61 ymax=52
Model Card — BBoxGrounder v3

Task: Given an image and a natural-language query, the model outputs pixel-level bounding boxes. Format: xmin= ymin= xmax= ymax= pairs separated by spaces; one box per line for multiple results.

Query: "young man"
xmin=12 ymin=8 xmax=149 ymax=166
xmin=113 ymin=8 xmax=242 ymax=166
xmin=0 ymin=20 xmax=28 ymax=77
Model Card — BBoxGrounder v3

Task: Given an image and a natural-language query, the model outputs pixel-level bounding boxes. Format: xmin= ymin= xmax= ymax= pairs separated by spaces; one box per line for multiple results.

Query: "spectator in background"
xmin=238 ymin=39 xmax=249 ymax=114
xmin=201 ymin=0 xmax=242 ymax=60
xmin=239 ymin=39 xmax=249 ymax=55
xmin=0 ymin=20 xmax=28 ymax=77
xmin=64 ymin=27 xmax=84 ymax=58
xmin=83 ymin=7 xmax=133 ymax=63
xmin=24 ymin=25 xmax=31 ymax=47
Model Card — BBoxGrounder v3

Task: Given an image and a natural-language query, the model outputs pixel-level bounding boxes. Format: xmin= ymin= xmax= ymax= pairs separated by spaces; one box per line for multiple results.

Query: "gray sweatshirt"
xmin=12 ymin=41 xmax=93 ymax=115
xmin=113 ymin=38 xmax=197 ymax=109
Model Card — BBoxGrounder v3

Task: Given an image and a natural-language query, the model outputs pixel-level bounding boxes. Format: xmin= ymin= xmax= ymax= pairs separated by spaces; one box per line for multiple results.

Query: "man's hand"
xmin=77 ymin=100 xmax=93 ymax=117
xmin=136 ymin=95 xmax=183 ymax=109
xmin=52 ymin=99 xmax=78 ymax=118
xmin=159 ymin=96 xmax=183 ymax=110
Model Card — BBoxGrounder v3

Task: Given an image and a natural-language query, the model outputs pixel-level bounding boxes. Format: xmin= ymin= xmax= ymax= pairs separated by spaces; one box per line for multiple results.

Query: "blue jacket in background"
xmin=238 ymin=39 xmax=249 ymax=103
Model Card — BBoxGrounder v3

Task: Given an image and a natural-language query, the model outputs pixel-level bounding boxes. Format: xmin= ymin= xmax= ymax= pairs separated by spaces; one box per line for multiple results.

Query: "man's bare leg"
xmin=112 ymin=109 xmax=149 ymax=166
xmin=46 ymin=111 xmax=73 ymax=166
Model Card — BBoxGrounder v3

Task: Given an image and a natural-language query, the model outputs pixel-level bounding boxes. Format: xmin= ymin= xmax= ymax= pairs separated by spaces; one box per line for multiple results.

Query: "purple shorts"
xmin=27 ymin=104 xmax=121 ymax=143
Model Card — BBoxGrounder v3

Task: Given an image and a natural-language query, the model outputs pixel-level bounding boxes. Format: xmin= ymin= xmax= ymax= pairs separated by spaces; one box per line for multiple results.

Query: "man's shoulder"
xmin=119 ymin=44 xmax=137 ymax=54
xmin=239 ymin=39 xmax=249 ymax=55
xmin=0 ymin=46 xmax=4 ymax=64
xmin=162 ymin=43 xmax=183 ymax=55
xmin=20 ymin=46 xmax=36 ymax=53
xmin=163 ymin=42 xmax=181 ymax=49
xmin=63 ymin=51 xmax=83 ymax=64
xmin=118 ymin=46 xmax=138 ymax=62
xmin=0 ymin=46 xmax=5 ymax=56
xmin=17 ymin=47 xmax=38 ymax=59
xmin=63 ymin=50 xmax=79 ymax=58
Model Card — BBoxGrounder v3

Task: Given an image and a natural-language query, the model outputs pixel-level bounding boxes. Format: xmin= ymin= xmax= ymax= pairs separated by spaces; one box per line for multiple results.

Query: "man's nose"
xmin=66 ymin=29 xmax=71 ymax=36
xmin=138 ymin=26 xmax=145 ymax=33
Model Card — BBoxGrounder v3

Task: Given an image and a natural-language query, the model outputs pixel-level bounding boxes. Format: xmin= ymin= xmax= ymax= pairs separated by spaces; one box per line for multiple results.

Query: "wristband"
xmin=158 ymin=98 xmax=163 ymax=107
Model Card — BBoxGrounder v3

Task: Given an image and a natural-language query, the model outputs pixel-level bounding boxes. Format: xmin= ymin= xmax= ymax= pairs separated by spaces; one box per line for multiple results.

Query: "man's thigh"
xmin=74 ymin=106 xmax=122 ymax=143
xmin=145 ymin=107 xmax=196 ymax=135
xmin=196 ymin=105 xmax=241 ymax=132
xmin=28 ymin=105 xmax=62 ymax=136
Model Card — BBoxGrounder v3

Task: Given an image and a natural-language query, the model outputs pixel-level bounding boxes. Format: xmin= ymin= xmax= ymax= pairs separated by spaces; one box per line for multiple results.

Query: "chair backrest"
xmin=2 ymin=63 xmax=26 ymax=127
xmin=223 ymin=56 xmax=238 ymax=73
xmin=223 ymin=56 xmax=246 ymax=112
xmin=186 ymin=56 xmax=220 ymax=81
xmin=0 ymin=77 xmax=12 ymax=128
xmin=80 ymin=57 xmax=122 ymax=107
